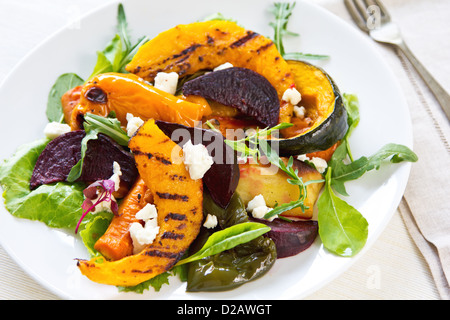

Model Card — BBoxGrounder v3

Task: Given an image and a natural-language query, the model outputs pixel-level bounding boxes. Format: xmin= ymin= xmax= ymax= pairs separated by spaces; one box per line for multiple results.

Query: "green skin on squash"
xmin=274 ymin=60 xmax=348 ymax=157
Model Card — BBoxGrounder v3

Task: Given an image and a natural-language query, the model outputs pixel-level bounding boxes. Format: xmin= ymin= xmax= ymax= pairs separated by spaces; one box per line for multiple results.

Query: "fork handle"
xmin=396 ymin=41 xmax=450 ymax=121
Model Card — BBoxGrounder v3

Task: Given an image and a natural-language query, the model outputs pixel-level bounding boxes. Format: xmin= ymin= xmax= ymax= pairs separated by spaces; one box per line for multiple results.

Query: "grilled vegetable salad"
xmin=0 ymin=3 xmax=417 ymax=294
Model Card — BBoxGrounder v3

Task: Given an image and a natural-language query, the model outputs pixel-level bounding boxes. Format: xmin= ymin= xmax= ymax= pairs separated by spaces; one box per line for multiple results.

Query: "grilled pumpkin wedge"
xmin=277 ymin=60 xmax=348 ymax=156
xmin=126 ymin=20 xmax=295 ymax=124
xmin=77 ymin=119 xmax=203 ymax=287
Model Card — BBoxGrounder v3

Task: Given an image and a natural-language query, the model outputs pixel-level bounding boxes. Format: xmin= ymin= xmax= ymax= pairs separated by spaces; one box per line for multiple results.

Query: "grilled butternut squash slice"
xmin=77 ymin=120 xmax=203 ymax=287
xmin=126 ymin=21 xmax=295 ymax=124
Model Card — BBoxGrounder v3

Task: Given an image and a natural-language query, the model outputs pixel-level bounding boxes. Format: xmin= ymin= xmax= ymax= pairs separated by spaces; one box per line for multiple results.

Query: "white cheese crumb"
xmin=310 ymin=157 xmax=328 ymax=174
xmin=154 ymin=72 xmax=179 ymax=95
xmin=44 ymin=122 xmax=71 ymax=139
xmin=213 ymin=62 xmax=234 ymax=72
xmin=182 ymin=140 xmax=214 ymax=180
xmin=246 ymin=194 xmax=277 ymax=221
xmin=296 ymin=154 xmax=328 ymax=174
xmin=109 ymin=161 xmax=122 ymax=192
xmin=126 ymin=113 xmax=144 ymax=137
xmin=282 ymin=87 xmax=302 ymax=105
xmin=246 ymin=194 xmax=266 ymax=212
xmin=90 ymin=196 xmax=116 ymax=214
xmin=135 ymin=203 xmax=158 ymax=221
xmin=293 ymin=106 xmax=306 ymax=118
xmin=203 ymin=214 xmax=218 ymax=229
xmin=129 ymin=222 xmax=160 ymax=254
xmin=129 ymin=204 xmax=160 ymax=254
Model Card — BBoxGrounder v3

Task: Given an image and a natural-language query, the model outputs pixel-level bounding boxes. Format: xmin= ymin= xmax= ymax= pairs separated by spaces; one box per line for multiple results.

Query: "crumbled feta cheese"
xmin=129 ymin=203 xmax=160 ymax=254
xmin=182 ymin=140 xmax=214 ymax=180
xmin=203 ymin=214 xmax=218 ymax=229
xmin=246 ymin=194 xmax=277 ymax=221
xmin=293 ymin=106 xmax=306 ymax=118
xmin=296 ymin=154 xmax=327 ymax=174
xmin=126 ymin=113 xmax=144 ymax=137
xmin=246 ymin=194 xmax=266 ymax=212
xmin=109 ymin=161 xmax=122 ymax=192
xmin=135 ymin=203 xmax=158 ymax=221
xmin=129 ymin=222 xmax=160 ymax=254
xmin=297 ymin=154 xmax=309 ymax=162
xmin=44 ymin=122 xmax=71 ymax=139
xmin=214 ymin=62 xmax=234 ymax=72
xmin=282 ymin=87 xmax=302 ymax=105
xmin=310 ymin=157 xmax=328 ymax=174
xmin=90 ymin=194 xmax=116 ymax=214
xmin=154 ymin=72 xmax=179 ymax=95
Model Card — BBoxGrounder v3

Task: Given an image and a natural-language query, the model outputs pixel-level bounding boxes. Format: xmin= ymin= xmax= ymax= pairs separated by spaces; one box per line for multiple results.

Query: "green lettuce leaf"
xmin=0 ymin=139 xmax=85 ymax=229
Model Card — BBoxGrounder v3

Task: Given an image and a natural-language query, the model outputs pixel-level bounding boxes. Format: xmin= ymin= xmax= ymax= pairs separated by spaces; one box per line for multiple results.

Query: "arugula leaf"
xmin=47 ymin=73 xmax=84 ymax=123
xmin=82 ymin=113 xmax=129 ymax=146
xmin=175 ymin=222 xmax=271 ymax=266
xmin=327 ymin=93 xmax=418 ymax=196
xmin=200 ymin=12 xmax=238 ymax=23
xmin=270 ymin=2 xmax=329 ymax=60
xmin=88 ymin=4 xmax=148 ymax=80
xmin=270 ymin=2 xmax=298 ymax=57
xmin=330 ymin=142 xmax=418 ymax=196
xmin=318 ymin=168 xmax=369 ymax=257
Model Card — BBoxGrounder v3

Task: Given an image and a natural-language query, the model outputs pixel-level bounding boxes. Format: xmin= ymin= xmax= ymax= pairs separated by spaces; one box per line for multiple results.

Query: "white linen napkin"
xmin=316 ymin=0 xmax=450 ymax=299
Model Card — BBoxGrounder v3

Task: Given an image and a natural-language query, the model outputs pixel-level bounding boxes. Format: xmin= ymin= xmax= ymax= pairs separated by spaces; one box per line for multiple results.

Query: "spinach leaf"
xmin=318 ymin=169 xmax=369 ymax=257
xmin=0 ymin=139 xmax=86 ymax=229
xmin=175 ymin=222 xmax=271 ymax=266
xmin=46 ymin=73 xmax=84 ymax=123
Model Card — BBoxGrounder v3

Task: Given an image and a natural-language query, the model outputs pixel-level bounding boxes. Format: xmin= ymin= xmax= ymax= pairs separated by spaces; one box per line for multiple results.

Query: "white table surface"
xmin=0 ymin=0 xmax=444 ymax=300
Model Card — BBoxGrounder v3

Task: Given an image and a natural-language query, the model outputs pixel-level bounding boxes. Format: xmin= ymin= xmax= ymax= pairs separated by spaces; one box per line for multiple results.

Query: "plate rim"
xmin=0 ymin=0 xmax=413 ymax=300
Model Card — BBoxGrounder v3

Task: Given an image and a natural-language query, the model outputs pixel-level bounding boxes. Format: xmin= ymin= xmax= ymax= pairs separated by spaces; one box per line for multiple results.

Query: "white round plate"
xmin=0 ymin=0 xmax=412 ymax=300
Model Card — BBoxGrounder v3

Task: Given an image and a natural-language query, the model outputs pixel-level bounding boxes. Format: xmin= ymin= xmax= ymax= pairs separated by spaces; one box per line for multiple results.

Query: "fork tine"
xmin=373 ymin=0 xmax=391 ymax=21
xmin=344 ymin=0 xmax=369 ymax=32
xmin=354 ymin=0 xmax=370 ymax=21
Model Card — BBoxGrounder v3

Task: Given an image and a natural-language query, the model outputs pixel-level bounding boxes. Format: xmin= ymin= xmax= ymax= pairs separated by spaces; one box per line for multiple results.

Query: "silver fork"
xmin=345 ymin=0 xmax=450 ymax=121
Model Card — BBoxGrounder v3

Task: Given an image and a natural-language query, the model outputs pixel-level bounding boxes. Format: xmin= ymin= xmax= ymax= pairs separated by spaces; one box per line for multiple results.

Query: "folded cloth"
xmin=316 ymin=0 xmax=450 ymax=299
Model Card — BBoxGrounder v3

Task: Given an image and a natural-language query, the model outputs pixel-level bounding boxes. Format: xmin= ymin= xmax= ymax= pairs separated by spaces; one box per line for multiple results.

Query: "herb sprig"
xmin=88 ymin=4 xmax=149 ymax=80
xmin=206 ymin=121 xmax=322 ymax=218
xmin=270 ymin=2 xmax=329 ymax=61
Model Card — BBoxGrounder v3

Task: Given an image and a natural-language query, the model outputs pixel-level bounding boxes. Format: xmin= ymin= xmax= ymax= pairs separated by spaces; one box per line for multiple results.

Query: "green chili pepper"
xmin=186 ymin=192 xmax=277 ymax=292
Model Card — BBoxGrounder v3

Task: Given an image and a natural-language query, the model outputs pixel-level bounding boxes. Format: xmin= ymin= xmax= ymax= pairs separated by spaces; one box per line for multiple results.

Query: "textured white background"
xmin=0 ymin=0 xmax=447 ymax=299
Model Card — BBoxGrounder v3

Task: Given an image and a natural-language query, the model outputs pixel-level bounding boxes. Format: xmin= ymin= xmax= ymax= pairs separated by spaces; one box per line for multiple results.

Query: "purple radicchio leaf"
xmin=75 ymin=179 xmax=119 ymax=233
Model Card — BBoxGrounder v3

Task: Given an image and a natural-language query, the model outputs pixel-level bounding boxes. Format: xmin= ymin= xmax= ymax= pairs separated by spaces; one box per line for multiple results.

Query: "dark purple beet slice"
xmin=30 ymin=131 xmax=138 ymax=190
xmin=182 ymin=67 xmax=280 ymax=128
xmin=81 ymin=134 xmax=138 ymax=189
xmin=155 ymin=120 xmax=239 ymax=209
xmin=30 ymin=131 xmax=84 ymax=189
xmin=250 ymin=217 xmax=318 ymax=258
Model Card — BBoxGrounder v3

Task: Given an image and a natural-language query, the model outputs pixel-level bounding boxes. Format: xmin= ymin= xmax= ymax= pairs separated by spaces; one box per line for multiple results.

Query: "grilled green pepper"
xmin=186 ymin=192 xmax=277 ymax=292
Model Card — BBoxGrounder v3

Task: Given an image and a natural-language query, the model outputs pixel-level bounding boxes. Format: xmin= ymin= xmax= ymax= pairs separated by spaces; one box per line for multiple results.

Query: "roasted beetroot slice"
xmin=250 ymin=217 xmax=318 ymax=258
xmin=81 ymin=134 xmax=138 ymax=189
xmin=155 ymin=120 xmax=239 ymax=209
xmin=182 ymin=67 xmax=280 ymax=128
xmin=30 ymin=131 xmax=138 ymax=190
xmin=30 ymin=131 xmax=84 ymax=190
